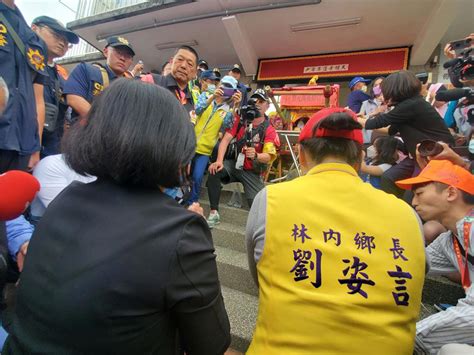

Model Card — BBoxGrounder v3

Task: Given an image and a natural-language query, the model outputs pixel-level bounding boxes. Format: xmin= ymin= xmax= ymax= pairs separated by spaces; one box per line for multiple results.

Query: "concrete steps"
xmin=201 ymin=183 xmax=465 ymax=353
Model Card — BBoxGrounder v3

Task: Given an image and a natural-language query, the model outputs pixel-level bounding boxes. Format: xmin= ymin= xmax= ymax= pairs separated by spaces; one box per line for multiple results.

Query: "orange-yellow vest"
xmin=247 ymin=163 xmax=425 ymax=355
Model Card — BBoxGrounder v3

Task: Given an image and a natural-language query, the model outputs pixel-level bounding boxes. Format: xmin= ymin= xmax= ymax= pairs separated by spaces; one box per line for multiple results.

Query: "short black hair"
xmin=300 ymin=112 xmax=363 ymax=166
xmin=174 ymin=45 xmax=199 ymax=66
xmin=382 ymin=70 xmax=421 ymax=104
xmin=64 ymin=79 xmax=196 ymax=188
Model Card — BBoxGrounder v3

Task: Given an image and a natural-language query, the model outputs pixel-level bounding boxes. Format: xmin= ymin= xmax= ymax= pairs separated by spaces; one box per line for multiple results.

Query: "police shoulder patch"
xmin=92 ymin=82 xmax=104 ymax=96
xmin=0 ymin=23 xmax=8 ymax=47
xmin=27 ymin=47 xmax=45 ymax=72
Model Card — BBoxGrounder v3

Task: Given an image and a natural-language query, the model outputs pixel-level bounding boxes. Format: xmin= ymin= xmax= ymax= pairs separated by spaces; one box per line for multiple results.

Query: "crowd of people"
xmin=1 ymin=0 xmax=473 ymax=354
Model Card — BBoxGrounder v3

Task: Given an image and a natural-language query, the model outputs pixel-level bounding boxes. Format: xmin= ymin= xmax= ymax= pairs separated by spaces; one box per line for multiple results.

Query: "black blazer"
xmin=3 ymin=179 xmax=230 ymax=354
xmin=365 ymin=95 xmax=454 ymax=157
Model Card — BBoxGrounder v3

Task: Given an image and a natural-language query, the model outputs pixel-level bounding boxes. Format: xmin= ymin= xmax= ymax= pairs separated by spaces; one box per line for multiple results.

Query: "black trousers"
xmin=0 ymin=150 xmax=30 ymax=174
xmin=207 ymin=160 xmax=264 ymax=210
xmin=381 ymin=157 xmax=417 ymax=202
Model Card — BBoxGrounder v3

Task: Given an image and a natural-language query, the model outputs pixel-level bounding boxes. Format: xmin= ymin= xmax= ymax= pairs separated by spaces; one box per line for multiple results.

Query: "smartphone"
xmin=450 ymin=38 xmax=472 ymax=54
xmin=222 ymin=87 xmax=237 ymax=98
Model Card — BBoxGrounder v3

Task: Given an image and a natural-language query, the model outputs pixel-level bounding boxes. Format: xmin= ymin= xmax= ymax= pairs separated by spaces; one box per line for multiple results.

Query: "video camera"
xmin=240 ymin=98 xmax=260 ymax=124
xmin=434 ymin=38 xmax=473 ymax=110
xmin=444 ymin=46 xmax=473 ymax=88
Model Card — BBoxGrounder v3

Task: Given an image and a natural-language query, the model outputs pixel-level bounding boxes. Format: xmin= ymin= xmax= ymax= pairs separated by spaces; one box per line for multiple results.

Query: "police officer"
xmin=31 ymin=16 xmax=79 ymax=158
xmin=63 ymin=36 xmax=135 ymax=120
xmin=0 ymin=0 xmax=48 ymax=173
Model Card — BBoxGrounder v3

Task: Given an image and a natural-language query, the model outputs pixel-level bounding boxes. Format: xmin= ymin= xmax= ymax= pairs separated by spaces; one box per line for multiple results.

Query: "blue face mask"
xmin=469 ymin=138 xmax=474 ymax=154
xmin=207 ymin=84 xmax=216 ymax=94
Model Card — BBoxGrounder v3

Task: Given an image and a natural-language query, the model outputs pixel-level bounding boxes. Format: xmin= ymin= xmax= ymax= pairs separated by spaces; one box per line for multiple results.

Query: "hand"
xmin=214 ymin=88 xmax=224 ymax=98
xmin=244 ymin=147 xmax=256 ymax=160
xmin=357 ymin=116 xmax=367 ymax=128
xmin=17 ymin=241 xmax=29 ymax=272
xmin=28 ymin=151 xmax=40 ymax=171
xmin=430 ymin=141 xmax=469 ymax=168
xmin=209 ymin=161 xmax=224 ymax=175
xmin=443 ymin=42 xmax=456 ymax=59
xmin=231 ymin=91 xmax=242 ymax=107
xmin=375 ymin=104 xmax=388 ymax=114
xmin=416 ymin=141 xmax=468 ymax=170
xmin=187 ymin=202 xmax=204 ymax=217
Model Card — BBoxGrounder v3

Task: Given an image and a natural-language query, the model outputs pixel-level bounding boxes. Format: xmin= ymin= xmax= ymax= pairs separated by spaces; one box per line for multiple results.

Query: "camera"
xmin=240 ymin=98 xmax=260 ymax=123
xmin=444 ymin=47 xmax=473 ymax=88
xmin=418 ymin=140 xmax=444 ymax=157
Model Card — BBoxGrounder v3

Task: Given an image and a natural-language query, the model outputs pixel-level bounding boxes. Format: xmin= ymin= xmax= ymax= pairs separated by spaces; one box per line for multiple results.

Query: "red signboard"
xmin=276 ymin=85 xmax=340 ymax=109
xmin=257 ymin=47 xmax=409 ymax=81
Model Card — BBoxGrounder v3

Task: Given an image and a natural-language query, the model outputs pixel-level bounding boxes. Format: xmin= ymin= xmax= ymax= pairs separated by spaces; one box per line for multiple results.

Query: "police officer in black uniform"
xmin=0 ymin=0 xmax=48 ymax=173
xmin=63 ymin=36 xmax=135 ymax=121
xmin=31 ymin=16 xmax=79 ymax=158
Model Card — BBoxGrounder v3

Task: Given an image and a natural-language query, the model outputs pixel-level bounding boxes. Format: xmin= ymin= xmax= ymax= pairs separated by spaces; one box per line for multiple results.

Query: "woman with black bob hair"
xmin=3 ymin=79 xmax=231 ymax=355
xmin=358 ymin=70 xmax=454 ymax=197
xmin=246 ymin=108 xmax=425 ymax=354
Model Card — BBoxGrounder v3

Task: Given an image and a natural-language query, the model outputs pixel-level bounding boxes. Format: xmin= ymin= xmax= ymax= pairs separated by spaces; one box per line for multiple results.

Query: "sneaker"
xmin=227 ymin=191 xmax=242 ymax=209
xmin=207 ymin=211 xmax=220 ymax=229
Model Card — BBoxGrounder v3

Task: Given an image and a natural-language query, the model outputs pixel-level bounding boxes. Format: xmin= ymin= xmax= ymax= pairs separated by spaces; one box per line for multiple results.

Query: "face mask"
xmin=361 ymin=85 xmax=368 ymax=93
xmin=207 ymin=84 xmax=216 ymax=94
xmin=366 ymin=145 xmax=376 ymax=159
xmin=469 ymin=138 xmax=474 ymax=154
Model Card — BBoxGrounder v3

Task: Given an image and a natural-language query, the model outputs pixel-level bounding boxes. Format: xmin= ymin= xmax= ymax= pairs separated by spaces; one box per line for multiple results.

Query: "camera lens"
xmin=418 ymin=140 xmax=443 ymax=157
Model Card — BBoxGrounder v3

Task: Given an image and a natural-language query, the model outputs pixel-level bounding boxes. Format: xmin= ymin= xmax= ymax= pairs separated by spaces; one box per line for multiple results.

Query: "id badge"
xmin=235 ymin=152 xmax=245 ymax=170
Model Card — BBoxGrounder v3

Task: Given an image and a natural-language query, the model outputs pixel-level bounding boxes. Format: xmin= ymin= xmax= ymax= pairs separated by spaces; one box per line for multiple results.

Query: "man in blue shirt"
xmin=64 ymin=36 xmax=135 ymax=120
xmin=31 ymin=16 xmax=79 ymax=158
xmin=0 ymin=1 xmax=48 ymax=173
xmin=347 ymin=76 xmax=371 ymax=114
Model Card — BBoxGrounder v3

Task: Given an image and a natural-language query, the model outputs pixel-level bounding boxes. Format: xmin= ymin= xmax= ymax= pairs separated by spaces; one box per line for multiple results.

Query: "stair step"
xmin=221 ymin=286 xmax=258 ymax=353
xmin=202 ymin=201 xmax=249 ymax=227
xmin=422 ymin=275 xmax=464 ymax=305
xmin=215 ymin=246 xmax=259 ymax=297
xmin=212 ymin=222 xmax=247 ymax=253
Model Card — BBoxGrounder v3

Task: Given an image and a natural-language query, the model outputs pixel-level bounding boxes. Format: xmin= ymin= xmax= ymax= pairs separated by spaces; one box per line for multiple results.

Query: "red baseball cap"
xmin=396 ymin=160 xmax=474 ymax=194
xmin=298 ymin=107 xmax=363 ymax=144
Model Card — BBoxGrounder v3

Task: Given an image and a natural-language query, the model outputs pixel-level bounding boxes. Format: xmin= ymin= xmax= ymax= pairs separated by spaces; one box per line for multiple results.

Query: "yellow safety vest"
xmin=194 ymin=103 xmax=231 ymax=156
xmin=247 ymin=163 xmax=425 ymax=355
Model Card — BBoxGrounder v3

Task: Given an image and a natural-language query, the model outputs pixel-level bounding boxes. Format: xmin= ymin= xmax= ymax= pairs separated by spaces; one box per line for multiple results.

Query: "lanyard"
xmin=453 ymin=210 xmax=474 ymax=291
xmin=175 ymin=88 xmax=187 ymax=105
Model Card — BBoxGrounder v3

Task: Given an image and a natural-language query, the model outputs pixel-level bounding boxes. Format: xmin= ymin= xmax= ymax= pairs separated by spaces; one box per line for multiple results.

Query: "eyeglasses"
xmin=41 ymin=26 xmax=73 ymax=49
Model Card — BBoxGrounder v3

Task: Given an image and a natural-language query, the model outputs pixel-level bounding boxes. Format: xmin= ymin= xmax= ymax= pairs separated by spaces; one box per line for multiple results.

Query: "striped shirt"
xmin=415 ymin=215 xmax=474 ymax=354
